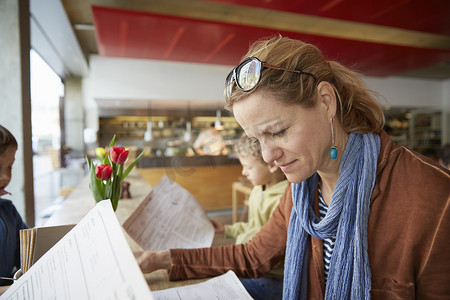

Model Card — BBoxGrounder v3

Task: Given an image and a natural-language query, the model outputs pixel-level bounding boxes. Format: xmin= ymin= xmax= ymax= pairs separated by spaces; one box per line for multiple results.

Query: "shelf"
xmin=98 ymin=115 xmax=244 ymax=150
xmin=410 ymin=110 xmax=442 ymax=156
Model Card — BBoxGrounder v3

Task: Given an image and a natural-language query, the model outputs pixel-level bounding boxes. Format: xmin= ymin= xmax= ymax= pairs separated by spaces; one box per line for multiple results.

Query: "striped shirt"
xmin=318 ymin=188 xmax=336 ymax=281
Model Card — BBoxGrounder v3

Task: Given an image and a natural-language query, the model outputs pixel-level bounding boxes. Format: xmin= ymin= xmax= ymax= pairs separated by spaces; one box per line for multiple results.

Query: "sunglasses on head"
xmin=225 ymin=57 xmax=317 ymax=99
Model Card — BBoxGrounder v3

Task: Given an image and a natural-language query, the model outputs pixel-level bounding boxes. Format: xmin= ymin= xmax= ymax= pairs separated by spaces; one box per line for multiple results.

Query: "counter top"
xmin=45 ymin=169 xmax=152 ymax=227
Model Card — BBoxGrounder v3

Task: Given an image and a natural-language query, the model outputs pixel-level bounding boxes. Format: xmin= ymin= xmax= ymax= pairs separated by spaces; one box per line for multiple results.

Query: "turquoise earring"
xmin=330 ymin=118 xmax=338 ymax=159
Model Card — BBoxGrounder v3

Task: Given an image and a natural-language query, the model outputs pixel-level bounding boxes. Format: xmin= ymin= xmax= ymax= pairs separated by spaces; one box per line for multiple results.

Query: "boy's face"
xmin=0 ymin=146 xmax=16 ymax=196
xmin=238 ymin=154 xmax=272 ymax=186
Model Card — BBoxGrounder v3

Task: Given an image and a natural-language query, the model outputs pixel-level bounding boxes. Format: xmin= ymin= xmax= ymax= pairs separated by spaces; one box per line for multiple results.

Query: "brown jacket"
xmin=170 ymin=132 xmax=450 ymax=299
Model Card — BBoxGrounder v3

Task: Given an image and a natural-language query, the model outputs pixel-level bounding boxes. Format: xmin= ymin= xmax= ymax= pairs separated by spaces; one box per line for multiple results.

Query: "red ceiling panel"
xmin=209 ymin=0 xmax=450 ymax=35
xmin=92 ymin=4 xmax=450 ymax=77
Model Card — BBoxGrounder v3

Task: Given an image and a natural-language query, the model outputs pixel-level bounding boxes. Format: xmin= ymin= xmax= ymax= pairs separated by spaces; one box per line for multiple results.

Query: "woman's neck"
xmin=318 ymin=173 xmax=338 ymax=206
xmin=318 ymin=129 xmax=349 ymax=206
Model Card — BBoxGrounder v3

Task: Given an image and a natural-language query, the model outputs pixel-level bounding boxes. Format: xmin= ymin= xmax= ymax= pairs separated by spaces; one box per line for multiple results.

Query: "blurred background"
xmin=1 ymin=0 xmax=449 ymax=226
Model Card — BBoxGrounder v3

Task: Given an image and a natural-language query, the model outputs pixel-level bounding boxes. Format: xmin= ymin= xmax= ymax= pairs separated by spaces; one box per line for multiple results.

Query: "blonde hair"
xmin=225 ymin=35 xmax=385 ymax=133
xmin=234 ymin=133 xmax=265 ymax=164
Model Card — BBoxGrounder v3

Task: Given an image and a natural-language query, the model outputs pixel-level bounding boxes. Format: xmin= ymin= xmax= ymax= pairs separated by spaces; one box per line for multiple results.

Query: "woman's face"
xmin=0 ymin=146 xmax=16 ymax=196
xmin=233 ymin=91 xmax=334 ymax=183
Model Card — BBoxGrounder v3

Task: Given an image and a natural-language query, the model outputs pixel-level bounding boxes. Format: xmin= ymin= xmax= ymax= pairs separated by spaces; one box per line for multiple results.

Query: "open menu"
xmin=123 ymin=175 xmax=215 ymax=251
xmin=1 ymin=200 xmax=152 ymax=300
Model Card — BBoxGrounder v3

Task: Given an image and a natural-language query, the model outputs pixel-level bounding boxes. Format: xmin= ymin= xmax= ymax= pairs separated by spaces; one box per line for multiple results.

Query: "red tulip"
xmin=95 ymin=164 xmax=112 ymax=180
xmin=109 ymin=146 xmax=129 ymax=164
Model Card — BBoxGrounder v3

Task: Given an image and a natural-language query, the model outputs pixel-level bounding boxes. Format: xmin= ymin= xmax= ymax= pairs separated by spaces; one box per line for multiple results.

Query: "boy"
xmin=0 ymin=125 xmax=28 ymax=292
xmin=211 ymin=133 xmax=288 ymax=299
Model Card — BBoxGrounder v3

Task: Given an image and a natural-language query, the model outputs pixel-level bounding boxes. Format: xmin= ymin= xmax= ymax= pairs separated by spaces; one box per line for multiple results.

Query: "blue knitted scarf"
xmin=283 ymin=132 xmax=380 ymax=300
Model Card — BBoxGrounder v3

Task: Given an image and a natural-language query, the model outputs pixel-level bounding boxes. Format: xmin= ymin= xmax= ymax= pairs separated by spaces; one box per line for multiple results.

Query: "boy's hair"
xmin=0 ymin=125 xmax=18 ymax=155
xmin=234 ymin=133 xmax=265 ymax=164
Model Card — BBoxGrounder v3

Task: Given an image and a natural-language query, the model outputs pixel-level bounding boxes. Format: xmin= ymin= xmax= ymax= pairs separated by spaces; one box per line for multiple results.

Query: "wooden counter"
xmin=138 ymin=155 xmax=240 ymax=168
xmin=137 ymin=164 xmax=242 ymax=211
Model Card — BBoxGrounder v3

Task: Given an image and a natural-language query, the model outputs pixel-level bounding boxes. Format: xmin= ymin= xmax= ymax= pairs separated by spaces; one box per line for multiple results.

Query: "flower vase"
xmin=86 ymin=135 xmax=144 ymax=212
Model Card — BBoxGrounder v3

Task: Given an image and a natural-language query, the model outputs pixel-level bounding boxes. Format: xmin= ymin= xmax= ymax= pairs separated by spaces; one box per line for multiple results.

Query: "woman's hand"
xmin=210 ymin=219 xmax=225 ymax=233
xmin=135 ymin=250 xmax=171 ymax=274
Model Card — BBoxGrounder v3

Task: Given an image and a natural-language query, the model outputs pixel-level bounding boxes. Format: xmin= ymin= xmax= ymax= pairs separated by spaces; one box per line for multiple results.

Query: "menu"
xmin=152 ymin=270 xmax=253 ymax=300
xmin=123 ymin=175 xmax=214 ymax=251
xmin=1 ymin=200 xmax=152 ymax=300
xmin=19 ymin=224 xmax=75 ymax=274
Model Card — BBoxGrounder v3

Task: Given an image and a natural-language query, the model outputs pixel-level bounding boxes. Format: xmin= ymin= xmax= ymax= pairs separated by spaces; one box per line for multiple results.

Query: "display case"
xmin=384 ymin=108 xmax=410 ymax=147
xmin=409 ymin=110 xmax=442 ymax=156
xmin=384 ymin=107 xmax=443 ymax=158
xmin=98 ymin=114 xmax=243 ymax=157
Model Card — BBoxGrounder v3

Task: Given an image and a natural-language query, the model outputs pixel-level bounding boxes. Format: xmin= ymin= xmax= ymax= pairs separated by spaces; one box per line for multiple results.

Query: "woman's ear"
xmin=267 ymin=161 xmax=279 ymax=174
xmin=317 ymin=81 xmax=337 ymax=118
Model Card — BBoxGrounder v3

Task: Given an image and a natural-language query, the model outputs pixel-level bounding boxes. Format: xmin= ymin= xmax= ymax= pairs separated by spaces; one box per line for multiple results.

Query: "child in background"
xmin=212 ymin=133 xmax=288 ymax=243
xmin=211 ymin=133 xmax=288 ymax=299
xmin=0 ymin=125 xmax=28 ymax=290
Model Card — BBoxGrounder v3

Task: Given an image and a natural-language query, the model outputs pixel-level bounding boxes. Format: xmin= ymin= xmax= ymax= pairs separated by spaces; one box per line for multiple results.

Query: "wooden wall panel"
xmin=137 ymin=165 xmax=243 ymax=211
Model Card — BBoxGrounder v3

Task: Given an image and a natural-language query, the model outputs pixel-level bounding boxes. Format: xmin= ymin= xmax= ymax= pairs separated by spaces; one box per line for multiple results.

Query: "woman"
xmin=137 ymin=36 xmax=450 ymax=299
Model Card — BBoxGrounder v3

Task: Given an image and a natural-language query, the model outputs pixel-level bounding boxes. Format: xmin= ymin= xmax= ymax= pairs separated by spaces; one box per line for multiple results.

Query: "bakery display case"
xmin=98 ymin=113 xmax=244 ymax=162
xmin=384 ymin=107 xmax=442 ymax=158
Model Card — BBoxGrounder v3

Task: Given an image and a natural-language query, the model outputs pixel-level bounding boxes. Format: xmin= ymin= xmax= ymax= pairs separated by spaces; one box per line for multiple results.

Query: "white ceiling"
xmin=30 ymin=0 xmax=88 ymax=78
